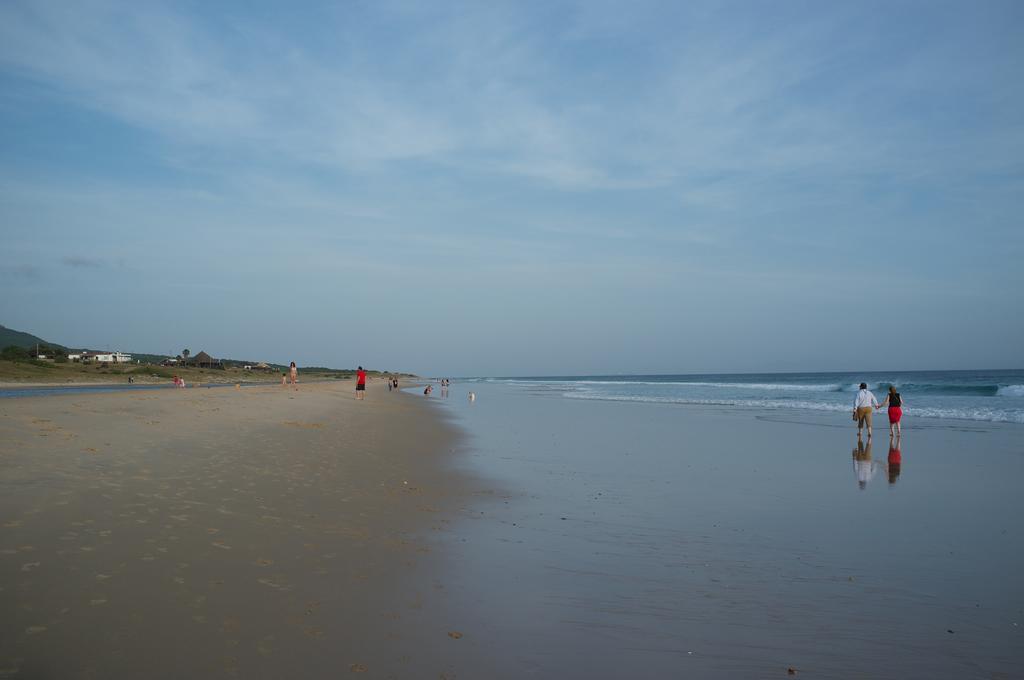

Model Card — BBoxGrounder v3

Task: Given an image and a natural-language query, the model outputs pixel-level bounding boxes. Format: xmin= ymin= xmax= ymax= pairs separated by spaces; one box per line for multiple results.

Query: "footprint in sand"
xmin=350 ymin=663 xmax=368 ymax=673
xmin=211 ymin=542 xmax=232 ymax=550
xmin=90 ymin=599 xmax=107 ymax=606
xmin=256 ymin=578 xmax=290 ymax=591
xmin=448 ymin=631 xmax=464 ymax=640
xmin=25 ymin=626 xmax=47 ymax=635
xmin=255 ymin=558 xmax=274 ymax=566
xmin=21 ymin=562 xmax=41 ymax=572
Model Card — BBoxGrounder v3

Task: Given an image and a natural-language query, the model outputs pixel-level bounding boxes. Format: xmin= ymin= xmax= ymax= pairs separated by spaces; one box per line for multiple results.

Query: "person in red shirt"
xmin=356 ymin=366 xmax=367 ymax=400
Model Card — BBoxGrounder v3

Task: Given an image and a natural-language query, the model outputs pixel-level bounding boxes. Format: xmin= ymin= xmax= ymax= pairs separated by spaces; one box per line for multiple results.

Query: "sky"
xmin=1 ymin=0 xmax=1021 ymax=376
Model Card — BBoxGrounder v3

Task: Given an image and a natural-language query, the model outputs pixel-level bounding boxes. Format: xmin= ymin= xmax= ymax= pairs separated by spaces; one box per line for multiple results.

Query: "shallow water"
xmin=424 ymin=380 xmax=1024 ymax=678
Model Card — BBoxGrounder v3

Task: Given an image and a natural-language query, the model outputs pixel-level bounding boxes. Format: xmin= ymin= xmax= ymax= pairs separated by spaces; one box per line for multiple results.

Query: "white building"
xmin=80 ymin=351 xmax=132 ymax=364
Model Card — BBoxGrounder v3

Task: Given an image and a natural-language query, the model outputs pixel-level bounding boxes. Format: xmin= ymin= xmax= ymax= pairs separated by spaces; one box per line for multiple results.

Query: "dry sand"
xmin=0 ymin=380 xmax=474 ymax=678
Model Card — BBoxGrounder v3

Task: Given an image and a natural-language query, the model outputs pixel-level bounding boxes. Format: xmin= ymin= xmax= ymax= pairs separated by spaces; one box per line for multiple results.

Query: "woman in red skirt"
xmin=878 ymin=385 xmax=904 ymax=438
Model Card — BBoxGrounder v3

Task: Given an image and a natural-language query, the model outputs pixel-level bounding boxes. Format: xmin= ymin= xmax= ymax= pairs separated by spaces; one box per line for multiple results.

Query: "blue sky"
xmin=1 ymin=1 xmax=1021 ymax=375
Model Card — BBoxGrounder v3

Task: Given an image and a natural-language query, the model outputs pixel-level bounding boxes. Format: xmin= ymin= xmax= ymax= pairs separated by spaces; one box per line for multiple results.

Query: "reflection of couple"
xmin=852 ymin=383 xmax=906 ymax=438
xmin=852 ymin=435 xmax=903 ymax=488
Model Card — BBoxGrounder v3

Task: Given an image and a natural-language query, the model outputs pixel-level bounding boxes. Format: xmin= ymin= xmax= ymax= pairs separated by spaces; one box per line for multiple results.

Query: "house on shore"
xmin=71 ymin=351 xmax=132 ymax=364
xmin=188 ymin=351 xmax=224 ymax=369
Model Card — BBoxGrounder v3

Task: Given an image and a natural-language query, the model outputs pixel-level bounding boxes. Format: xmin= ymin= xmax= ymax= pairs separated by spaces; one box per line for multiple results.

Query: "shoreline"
xmin=0 ymin=381 xmax=478 ymax=678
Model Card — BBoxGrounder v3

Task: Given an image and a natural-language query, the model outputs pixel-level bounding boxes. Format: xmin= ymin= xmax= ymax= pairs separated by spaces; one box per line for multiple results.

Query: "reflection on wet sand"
xmin=887 ymin=437 xmax=902 ymax=484
xmin=852 ymin=435 xmax=875 ymax=489
xmin=851 ymin=435 xmax=904 ymax=488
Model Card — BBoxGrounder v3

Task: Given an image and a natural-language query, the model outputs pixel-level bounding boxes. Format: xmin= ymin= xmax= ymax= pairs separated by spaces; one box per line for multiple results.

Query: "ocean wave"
xmin=560 ymin=392 xmax=1024 ymax=424
xmin=483 ymin=376 xmax=1021 ymax=397
xmin=644 ymin=381 xmax=842 ymax=392
xmin=493 ymin=379 xmax=843 ymax=391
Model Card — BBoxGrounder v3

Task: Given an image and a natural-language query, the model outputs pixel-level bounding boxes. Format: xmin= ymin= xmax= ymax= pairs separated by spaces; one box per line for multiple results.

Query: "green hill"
xmin=0 ymin=324 xmax=65 ymax=351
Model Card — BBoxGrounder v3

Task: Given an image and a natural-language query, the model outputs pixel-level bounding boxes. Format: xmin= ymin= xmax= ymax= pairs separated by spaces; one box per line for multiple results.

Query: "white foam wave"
xmin=676 ymin=381 xmax=841 ymax=392
xmin=996 ymin=384 xmax=1024 ymax=397
xmin=490 ymin=379 xmax=842 ymax=391
xmin=840 ymin=382 xmax=884 ymax=392
xmin=560 ymin=392 xmax=1024 ymax=424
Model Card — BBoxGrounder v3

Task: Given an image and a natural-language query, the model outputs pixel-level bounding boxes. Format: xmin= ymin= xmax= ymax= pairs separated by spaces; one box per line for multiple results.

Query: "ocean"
xmin=464 ymin=369 xmax=1024 ymax=424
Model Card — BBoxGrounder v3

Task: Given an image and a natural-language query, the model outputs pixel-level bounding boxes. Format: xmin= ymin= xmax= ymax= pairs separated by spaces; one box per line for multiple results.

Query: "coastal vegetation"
xmin=0 ymin=324 xmax=409 ymax=385
xmin=0 ymin=352 xmax=398 ymax=385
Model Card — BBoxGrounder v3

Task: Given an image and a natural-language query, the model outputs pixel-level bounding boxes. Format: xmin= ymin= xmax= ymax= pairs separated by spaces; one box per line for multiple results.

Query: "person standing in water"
xmin=356 ymin=366 xmax=367 ymax=400
xmin=877 ymin=385 xmax=905 ymax=438
xmin=853 ymin=382 xmax=879 ymax=438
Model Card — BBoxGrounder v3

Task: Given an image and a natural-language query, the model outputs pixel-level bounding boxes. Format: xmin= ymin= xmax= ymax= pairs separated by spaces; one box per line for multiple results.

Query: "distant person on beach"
xmin=393 ymin=377 xmax=399 ymax=390
xmin=356 ymin=366 xmax=367 ymax=399
xmin=281 ymin=373 xmax=287 ymax=386
xmin=877 ymin=386 xmax=904 ymax=438
xmin=853 ymin=382 xmax=879 ymax=437
xmin=289 ymin=362 xmax=298 ymax=388
xmin=387 ymin=376 xmax=392 ymax=392
xmin=424 ymin=384 xmax=433 ymax=395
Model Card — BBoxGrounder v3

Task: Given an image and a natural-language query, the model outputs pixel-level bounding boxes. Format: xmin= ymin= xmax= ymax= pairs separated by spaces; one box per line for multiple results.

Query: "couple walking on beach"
xmin=853 ymin=382 xmax=905 ymax=438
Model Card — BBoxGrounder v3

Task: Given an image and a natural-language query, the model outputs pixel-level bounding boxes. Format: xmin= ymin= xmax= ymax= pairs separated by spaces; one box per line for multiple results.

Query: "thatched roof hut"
xmin=189 ymin=351 xmax=223 ymax=369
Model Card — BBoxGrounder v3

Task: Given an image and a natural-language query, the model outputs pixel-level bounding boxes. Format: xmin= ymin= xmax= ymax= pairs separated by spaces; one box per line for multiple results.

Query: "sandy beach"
xmin=0 ymin=381 xmax=473 ymax=678
xmin=4 ymin=377 xmax=1022 ymax=679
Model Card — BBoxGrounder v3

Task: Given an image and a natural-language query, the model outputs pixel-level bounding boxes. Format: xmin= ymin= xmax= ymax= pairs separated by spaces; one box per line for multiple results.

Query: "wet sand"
xmin=0 ymin=381 xmax=471 ymax=678
xmin=423 ymin=381 xmax=1024 ymax=679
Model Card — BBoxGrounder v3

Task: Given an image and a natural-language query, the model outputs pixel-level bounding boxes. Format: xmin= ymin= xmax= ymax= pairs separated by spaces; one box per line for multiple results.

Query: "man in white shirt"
xmin=853 ymin=382 xmax=879 ymax=437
